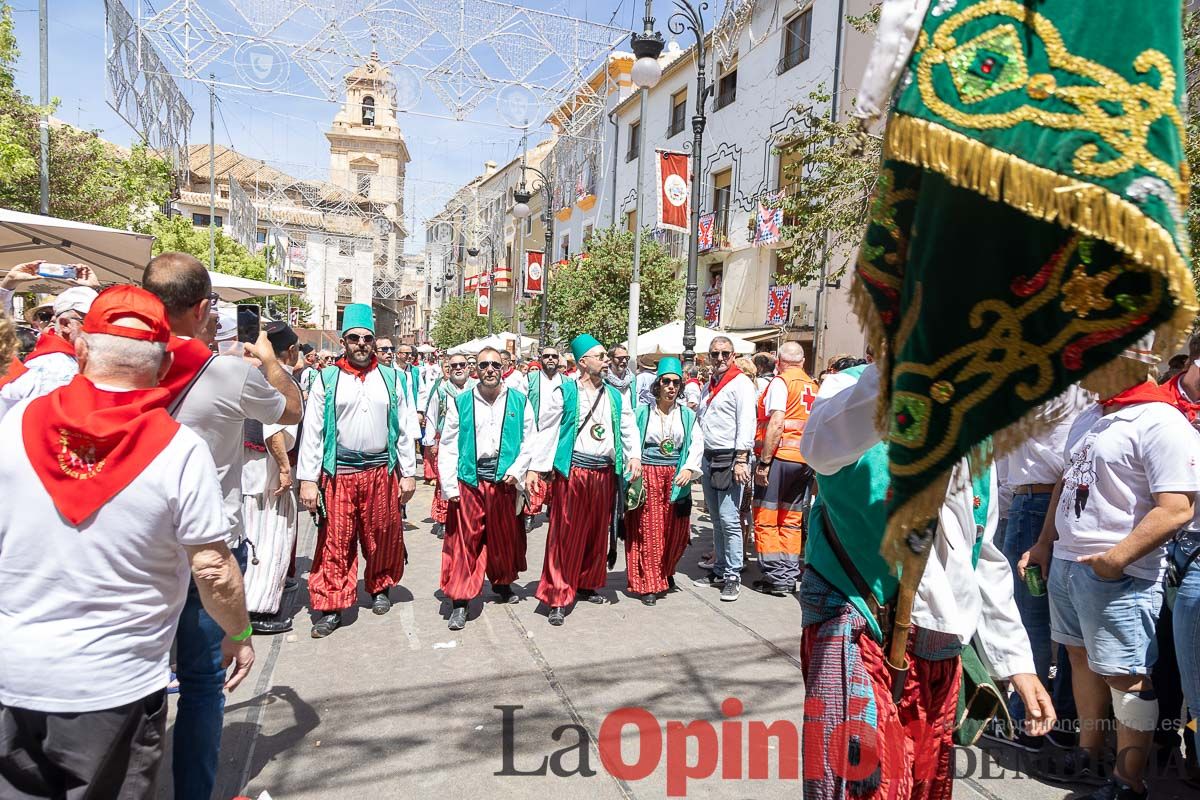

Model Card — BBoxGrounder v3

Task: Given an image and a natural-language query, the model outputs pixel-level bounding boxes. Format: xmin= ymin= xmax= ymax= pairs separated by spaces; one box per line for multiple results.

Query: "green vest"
xmin=406 ymin=365 xmax=420 ymax=407
xmin=527 ymin=371 xmax=545 ymax=422
xmin=552 ymin=381 xmax=626 ymax=478
xmin=318 ymin=365 xmax=402 ymax=477
xmin=635 ymin=403 xmax=696 ymax=503
xmin=455 ymin=389 xmax=527 ymax=487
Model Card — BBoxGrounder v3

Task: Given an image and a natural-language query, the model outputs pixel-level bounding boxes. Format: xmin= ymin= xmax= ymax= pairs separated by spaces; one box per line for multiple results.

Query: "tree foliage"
xmin=523 ymin=227 xmax=682 ymax=347
xmin=0 ymin=1 xmax=173 ymax=230
xmin=430 ymin=294 xmax=488 ymax=349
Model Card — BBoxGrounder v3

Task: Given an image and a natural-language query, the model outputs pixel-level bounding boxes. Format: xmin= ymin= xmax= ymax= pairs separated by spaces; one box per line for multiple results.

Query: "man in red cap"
xmin=0 ymin=285 xmax=255 ymax=799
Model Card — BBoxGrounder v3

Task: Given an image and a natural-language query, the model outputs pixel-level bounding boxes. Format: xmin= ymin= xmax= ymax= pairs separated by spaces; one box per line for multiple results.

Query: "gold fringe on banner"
xmin=854 ymin=113 xmax=1198 ymax=564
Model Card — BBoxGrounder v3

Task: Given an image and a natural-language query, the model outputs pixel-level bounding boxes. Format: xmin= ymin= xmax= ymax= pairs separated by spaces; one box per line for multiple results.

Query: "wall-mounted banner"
xmin=525 ymin=250 xmax=545 ymax=295
xmin=656 ymin=150 xmax=690 ymax=232
xmin=476 ymin=286 xmax=490 ymax=317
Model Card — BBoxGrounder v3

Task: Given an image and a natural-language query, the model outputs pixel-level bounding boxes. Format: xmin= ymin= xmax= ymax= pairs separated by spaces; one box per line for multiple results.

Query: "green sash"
xmin=527 ymin=371 xmax=543 ymax=422
xmin=318 ymin=365 xmax=401 ymax=477
xmin=456 ymin=389 xmax=527 ymax=487
xmin=635 ymin=404 xmax=695 ymax=503
xmin=552 ymin=381 xmax=625 ymax=479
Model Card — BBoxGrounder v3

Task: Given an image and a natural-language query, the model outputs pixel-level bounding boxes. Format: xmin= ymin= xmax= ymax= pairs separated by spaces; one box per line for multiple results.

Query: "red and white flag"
xmin=656 ymin=150 xmax=690 ymax=232
xmin=476 ymin=286 xmax=490 ymax=317
xmin=524 ymin=250 xmax=544 ymax=295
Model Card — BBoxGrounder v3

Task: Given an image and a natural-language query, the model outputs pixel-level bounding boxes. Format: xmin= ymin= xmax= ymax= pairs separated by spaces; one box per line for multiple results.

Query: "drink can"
xmin=1024 ymin=564 xmax=1046 ymax=596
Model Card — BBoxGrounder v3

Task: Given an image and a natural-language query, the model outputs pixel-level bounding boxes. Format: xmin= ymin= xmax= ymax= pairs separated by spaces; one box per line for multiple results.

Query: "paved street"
xmin=157 ymin=482 xmax=1194 ymax=799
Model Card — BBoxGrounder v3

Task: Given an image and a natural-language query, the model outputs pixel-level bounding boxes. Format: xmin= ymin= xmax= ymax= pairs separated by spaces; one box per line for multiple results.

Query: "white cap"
xmin=1121 ymin=331 xmax=1159 ymax=365
xmin=215 ymin=308 xmax=238 ymax=342
xmin=52 ymin=286 xmax=98 ymax=317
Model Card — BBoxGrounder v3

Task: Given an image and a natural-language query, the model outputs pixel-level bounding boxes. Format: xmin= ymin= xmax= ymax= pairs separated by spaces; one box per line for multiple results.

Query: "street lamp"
xmin=626 ymin=0 xmax=665 ymax=364
xmin=669 ymin=0 xmax=711 ymax=368
xmin=512 ymin=166 xmax=555 ymax=348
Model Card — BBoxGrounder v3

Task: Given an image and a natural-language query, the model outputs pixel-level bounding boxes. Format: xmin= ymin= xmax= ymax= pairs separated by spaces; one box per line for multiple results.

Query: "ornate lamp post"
xmin=669 ymin=0 xmax=711 ymax=368
xmin=512 ymin=165 xmax=555 ymax=348
xmin=626 ymin=0 xmax=665 ymax=361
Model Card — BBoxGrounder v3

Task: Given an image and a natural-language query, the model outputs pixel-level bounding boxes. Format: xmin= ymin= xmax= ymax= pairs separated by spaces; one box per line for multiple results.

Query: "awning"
xmin=208 ymin=270 xmax=304 ymax=302
xmin=623 ymin=320 xmax=756 ymax=357
xmin=0 ymin=207 xmax=154 ymax=285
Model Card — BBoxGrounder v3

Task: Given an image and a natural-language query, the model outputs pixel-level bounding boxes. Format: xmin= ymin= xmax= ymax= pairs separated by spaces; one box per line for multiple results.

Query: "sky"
xmin=8 ymin=0 xmax=693 ymax=252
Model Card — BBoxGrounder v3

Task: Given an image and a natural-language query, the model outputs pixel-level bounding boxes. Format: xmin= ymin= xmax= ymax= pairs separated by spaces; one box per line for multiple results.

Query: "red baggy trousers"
xmin=308 ymin=465 xmax=405 ymax=612
xmin=535 ymin=466 xmax=615 ymax=608
xmin=440 ymin=479 xmax=527 ymax=600
xmin=624 ymin=464 xmax=690 ymax=595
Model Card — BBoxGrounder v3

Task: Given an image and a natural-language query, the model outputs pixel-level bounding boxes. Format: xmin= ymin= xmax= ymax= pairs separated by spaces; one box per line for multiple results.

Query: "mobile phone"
xmin=36 ymin=263 xmax=77 ymax=280
xmin=237 ymin=304 xmax=261 ymax=343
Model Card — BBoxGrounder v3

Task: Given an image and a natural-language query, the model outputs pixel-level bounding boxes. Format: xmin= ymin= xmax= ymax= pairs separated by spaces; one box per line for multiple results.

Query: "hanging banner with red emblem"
xmin=765 ymin=285 xmax=791 ymax=325
xmin=524 ymin=250 xmax=544 ymax=295
xmin=476 ymin=286 xmax=490 ymax=317
xmin=656 ymin=150 xmax=690 ymax=232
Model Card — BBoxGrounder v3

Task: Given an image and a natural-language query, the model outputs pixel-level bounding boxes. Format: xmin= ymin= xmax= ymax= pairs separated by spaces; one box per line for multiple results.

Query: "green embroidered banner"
xmin=855 ymin=0 xmax=1196 ymax=550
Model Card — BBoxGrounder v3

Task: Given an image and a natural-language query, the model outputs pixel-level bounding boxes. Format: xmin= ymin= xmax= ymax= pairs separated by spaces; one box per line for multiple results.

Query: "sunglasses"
xmin=345 ymin=333 xmax=375 ymax=344
xmin=540 ymin=353 xmax=559 ymax=360
xmin=449 ymin=362 xmax=468 ymax=369
xmin=379 ymin=346 xmax=396 ymax=353
xmin=477 ymin=360 xmax=503 ymax=371
xmin=659 ymin=377 xmax=681 ymax=386
xmin=709 ymin=350 xmax=733 ymax=359
xmin=33 ymin=309 xmax=53 ymax=323
xmin=612 ymin=355 xmax=629 ymax=361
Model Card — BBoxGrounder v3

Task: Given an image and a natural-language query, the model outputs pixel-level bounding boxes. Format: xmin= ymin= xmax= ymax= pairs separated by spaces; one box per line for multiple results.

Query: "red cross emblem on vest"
xmin=800 ymin=385 xmax=817 ymax=413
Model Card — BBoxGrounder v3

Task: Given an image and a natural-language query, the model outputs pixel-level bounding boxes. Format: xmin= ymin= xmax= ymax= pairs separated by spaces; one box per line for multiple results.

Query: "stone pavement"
xmin=157 ymin=482 xmax=1195 ymax=799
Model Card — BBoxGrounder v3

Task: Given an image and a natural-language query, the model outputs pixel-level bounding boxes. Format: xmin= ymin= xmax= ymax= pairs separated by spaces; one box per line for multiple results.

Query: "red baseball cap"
xmin=82 ymin=285 xmax=172 ymax=343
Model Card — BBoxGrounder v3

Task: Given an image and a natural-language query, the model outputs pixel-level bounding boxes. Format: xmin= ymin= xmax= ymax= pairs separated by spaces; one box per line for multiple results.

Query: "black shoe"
xmin=431 ymin=522 xmax=444 ymax=538
xmin=372 ymin=591 xmax=392 ymax=615
xmin=750 ymin=579 xmax=789 ymax=597
xmin=448 ymin=606 xmax=468 ymax=631
xmin=525 ymin=516 xmax=534 ymax=533
xmin=548 ymin=607 xmax=565 ymax=626
xmin=1034 ymin=748 xmax=1109 ymax=786
xmin=667 ymin=576 xmax=678 ymax=592
xmin=251 ymin=616 xmax=293 ymax=635
xmin=1081 ymin=778 xmax=1147 ymax=800
xmin=641 ymin=594 xmax=657 ymax=606
xmin=578 ymin=589 xmax=606 ymax=605
xmin=1046 ymin=726 xmax=1079 ymax=750
xmin=310 ymin=612 xmax=342 ymax=638
xmin=720 ymin=575 xmax=741 ymax=602
xmin=493 ymin=584 xmax=519 ymax=604
xmin=705 ymin=572 xmax=724 ymax=587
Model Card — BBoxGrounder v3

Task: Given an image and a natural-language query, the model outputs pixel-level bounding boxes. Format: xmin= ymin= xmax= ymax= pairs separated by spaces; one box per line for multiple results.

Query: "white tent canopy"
xmin=624 ymin=321 xmax=755 ymax=357
xmin=0 ymin=208 xmax=154 ymax=285
xmin=447 ymin=331 xmax=537 ymax=356
xmin=208 ymin=270 xmax=303 ymax=302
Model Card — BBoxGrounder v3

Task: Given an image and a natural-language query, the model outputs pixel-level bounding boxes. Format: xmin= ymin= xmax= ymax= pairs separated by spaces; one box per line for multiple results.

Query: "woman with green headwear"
xmin=625 ymin=357 xmax=704 ymax=605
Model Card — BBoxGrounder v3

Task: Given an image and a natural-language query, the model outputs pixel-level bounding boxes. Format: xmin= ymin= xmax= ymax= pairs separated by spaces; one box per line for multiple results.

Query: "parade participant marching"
xmin=437 ymin=347 xmax=537 ymax=631
xmin=750 ymin=341 xmax=818 ymax=596
xmin=605 ymin=346 xmax=636 ymax=408
xmin=529 ymin=334 xmax=641 ymax=625
xmin=423 ymin=354 xmax=476 ymax=538
xmin=501 ymin=349 xmax=525 ymax=394
xmin=625 ymin=357 xmax=702 ymax=605
xmin=800 ymin=362 xmax=1053 ymax=800
xmin=524 ymin=345 xmax=565 ymax=521
xmin=241 ymin=321 xmax=303 ymax=636
xmin=296 ymin=304 xmax=417 ymax=639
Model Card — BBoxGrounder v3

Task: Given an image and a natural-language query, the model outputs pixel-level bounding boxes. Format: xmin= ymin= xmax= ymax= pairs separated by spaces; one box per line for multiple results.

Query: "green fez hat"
xmin=570 ymin=333 xmax=604 ymax=361
xmin=656 ymin=356 xmax=683 ymax=380
xmin=341 ymin=303 xmax=374 ymax=335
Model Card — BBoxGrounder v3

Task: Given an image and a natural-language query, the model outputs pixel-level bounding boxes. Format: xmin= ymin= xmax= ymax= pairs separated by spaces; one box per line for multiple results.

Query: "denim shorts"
xmin=1048 ymin=557 xmax=1163 ymax=676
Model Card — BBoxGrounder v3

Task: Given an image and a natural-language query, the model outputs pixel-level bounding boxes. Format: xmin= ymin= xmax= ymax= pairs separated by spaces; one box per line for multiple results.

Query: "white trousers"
xmin=241 ymin=452 xmax=298 ymax=614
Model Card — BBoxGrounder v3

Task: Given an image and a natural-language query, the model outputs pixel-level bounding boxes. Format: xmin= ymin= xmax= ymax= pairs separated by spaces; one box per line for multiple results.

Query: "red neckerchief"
xmin=1101 ymin=380 xmax=1169 ymax=411
xmin=22 ymin=375 xmax=179 ymax=525
xmin=26 ymin=329 xmax=76 ymax=363
xmin=158 ymin=336 xmax=215 ymax=408
xmin=502 ymin=367 xmax=515 ymax=380
xmin=703 ymin=365 xmax=743 ymax=406
xmin=0 ymin=355 xmax=28 ymax=390
xmin=336 ymin=355 xmax=378 ymax=382
xmin=684 ymin=378 xmax=701 ymax=387
xmin=1163 ymin=373 xmax=1200 ymax=422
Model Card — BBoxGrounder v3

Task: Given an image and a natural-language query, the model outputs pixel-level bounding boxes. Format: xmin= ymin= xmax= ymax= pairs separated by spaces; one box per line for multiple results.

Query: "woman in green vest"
xmin=625 ymin=358 xmax=703 ymax=605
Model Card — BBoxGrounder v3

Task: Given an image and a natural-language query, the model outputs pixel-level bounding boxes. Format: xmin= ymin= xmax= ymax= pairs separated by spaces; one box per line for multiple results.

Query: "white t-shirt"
xmin=762 ymin=375 xmax=788 ymax=414
xmin=1054 ymin=401 xmax=1200 ymax=580
xmin=173 ymin=354 xmax=287 ymax=545
xmin=0 ymin=400 xmax=228 ymax=713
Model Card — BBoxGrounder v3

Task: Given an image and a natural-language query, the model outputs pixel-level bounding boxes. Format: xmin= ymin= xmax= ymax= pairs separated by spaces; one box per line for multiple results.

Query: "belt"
xmin=1013 ymin=483 xmax=1055 ymax=495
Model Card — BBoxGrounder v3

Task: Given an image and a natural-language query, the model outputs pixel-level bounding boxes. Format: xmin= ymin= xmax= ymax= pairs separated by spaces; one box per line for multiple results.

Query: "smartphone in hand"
xmin=237 ymin=304 xmax=261 ymax=343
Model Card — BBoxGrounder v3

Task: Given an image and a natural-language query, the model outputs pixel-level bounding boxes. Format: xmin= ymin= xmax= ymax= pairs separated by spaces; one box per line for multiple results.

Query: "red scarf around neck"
xmin=0 ymin=356 xmax=27 ymax=390
xmin=705 ymin=364 xmax=743 ymax=403
xmin=22 ymin=376 xmax=180 ymax=525
xmin=26 ymin=329 xmax=77 ymax=363
xmin=1163 ymin=373 xmax=1200 ymax=422
xmin=336 ymin=354 xmax=378 ymax=381
xmin=158 ymin=336 xmax=215 ymax=408
xmin=1101 ymin=380 xmax=1169 ymax=411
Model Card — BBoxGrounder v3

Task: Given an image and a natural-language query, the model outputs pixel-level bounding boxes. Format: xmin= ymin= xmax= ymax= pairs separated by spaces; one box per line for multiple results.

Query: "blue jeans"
xmin=174 ymin=541 xmax=247 ymax=800
xmin=702 ymin=459 xmax=745 ymax=581
xmin=1001 ymin=493 xmax=1076 ymax=727
xmin=1172 ymin=535 xmax=1200 ymax=725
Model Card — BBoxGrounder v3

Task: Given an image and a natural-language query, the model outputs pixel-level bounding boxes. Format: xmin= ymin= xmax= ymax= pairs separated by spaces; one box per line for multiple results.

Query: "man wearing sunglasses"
xmin=423 ymin=355 xmax=477 ymax=537
xmin=438 ymin=347 xmax=537 ymax=630
xmin=296 ymin=304 xmax=417 ymax=639
xmin=0 ymin=286 xmax=97 ymax=415
xmin=697 ymin=336 xmax=758 ymax=601
xmin=524 ymin=346 xmax=564 ymax=522
xmin=376 ymin=337 xmax=396 ymax=367
xmin=529 ymin=334 xmax=642 ymax=626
